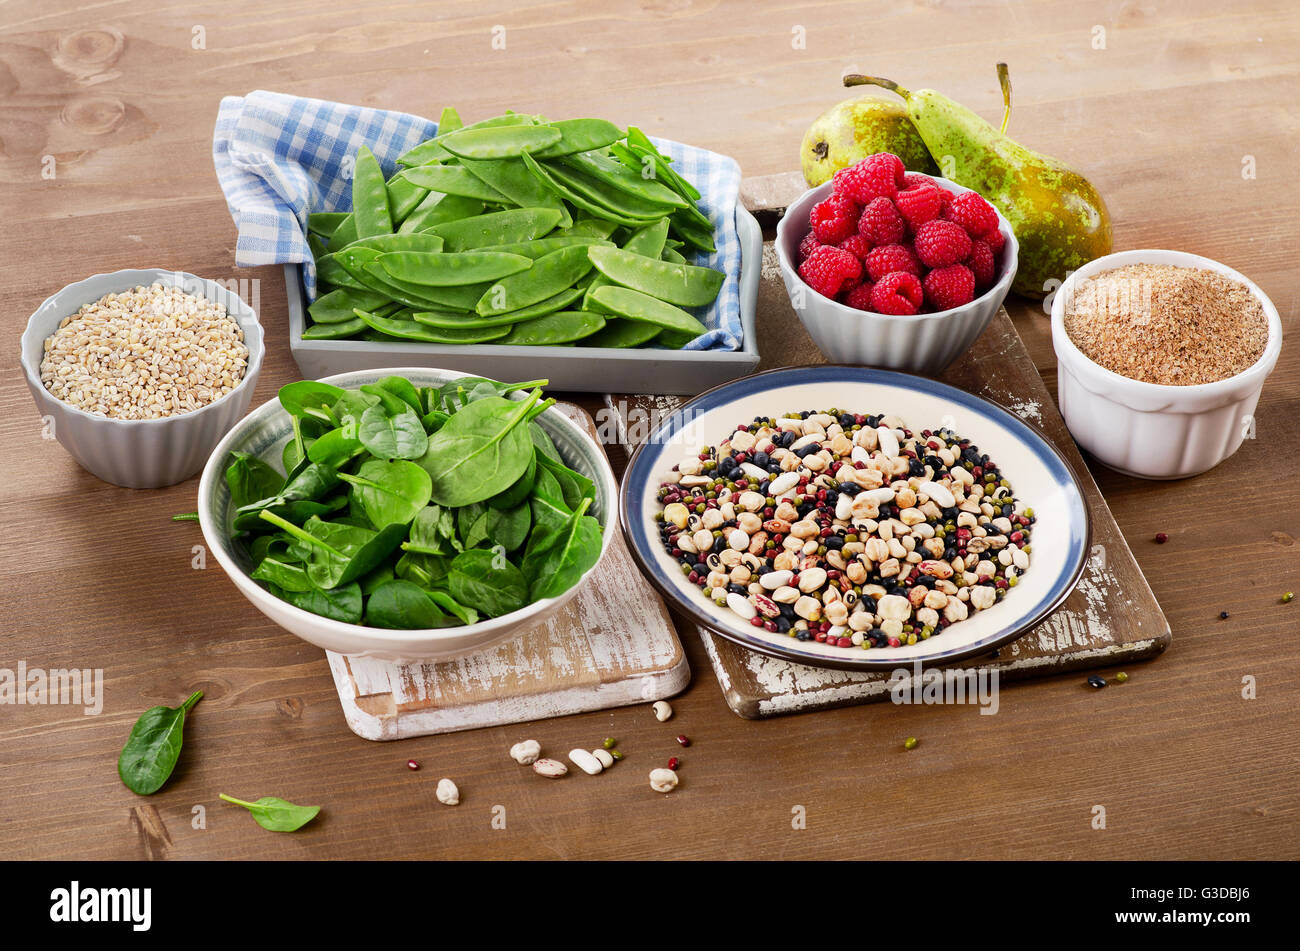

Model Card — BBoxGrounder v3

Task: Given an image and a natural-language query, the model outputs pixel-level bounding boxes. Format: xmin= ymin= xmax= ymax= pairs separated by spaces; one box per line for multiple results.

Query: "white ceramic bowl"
xmin=775 ymin=175 xmax=1018 ymax=374
xmin=19 ymin=268 xmax=265 ymax=488
xmin=197 ymin=367 xmax=618 ymax=663
xmin=1050 ymin=249 xmax=1283 ymax=480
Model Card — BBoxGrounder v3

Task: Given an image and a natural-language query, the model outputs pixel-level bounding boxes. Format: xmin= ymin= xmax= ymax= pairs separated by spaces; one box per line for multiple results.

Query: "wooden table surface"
xmin=2 ymin=1 xmax=1296 ymax=861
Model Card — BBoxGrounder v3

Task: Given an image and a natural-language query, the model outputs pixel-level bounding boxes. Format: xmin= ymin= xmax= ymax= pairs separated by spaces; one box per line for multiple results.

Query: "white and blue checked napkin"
xmin=212 ymin=90 xmax=744 ymax=350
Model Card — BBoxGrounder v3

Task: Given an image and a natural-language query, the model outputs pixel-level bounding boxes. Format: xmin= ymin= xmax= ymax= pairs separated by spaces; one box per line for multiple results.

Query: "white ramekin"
xmin=1050 ymin=249 xmax=1282 ymax=480
xmin=20 ymin=268 xmax=265 ymax=489
xmin=775 ymin=175 xmax=1018 ymax=375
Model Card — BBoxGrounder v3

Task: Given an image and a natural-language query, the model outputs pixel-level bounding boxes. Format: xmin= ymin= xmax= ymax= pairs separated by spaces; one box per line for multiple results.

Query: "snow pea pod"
xmin=532 ymin=118 xmax=624 ymax=158
xmin=398 ymin=193 xmax=485 ymax=234
xmin=655 ymin=329 xmax=695 ymax=349
xmin=377 ymin=250 xmax=533 ymax=287
xmin=459 ymin=157 xmax=571 ymax=226
xmin=424 ymin=207 xmax=564 ymax=252
xmin=327 ymin=213 xmax=359 ymax=250
xmin=438 ymin=105 xmax=463 ymax=135
xmin=351 ymin=145 xmax=392 ymax=239
xmin=365 ymin=270 xmax=493 ymax=311
xmin=308 ymin=212 xmax=348 ymax=238
xmin=661 ymin=246 xmax=688 ymax=264
xmin=345 ymin=232 xmax=444 ymax=254
xmin=385 ymin=173 xmax=429 ymax=223
xmin=541 ymin=158 xmax=675 ymax=222
xmin=400 ymin=165 xmax=511 ymax=203
xmin=558 ymin=150 xmax=689 ymax=209
xmin=353 ymin=308 xmax=511 ymax=344
xmin=669 ymin=208 xmax=717 ymax=254
xmin=309 ymin=287 xmax=391 ymax=324
xmin=438 ymin=124 xmax=562 ymax=159
xmin=587 ymin=245 xmax=723 ymax=306
xmin=500 ymin=310 xmax=606 ymax=346
xmin=580 ymin=318 xmax=663 ymax=348
xmin=413 ymin=286 xmax=582 ymax=329
xmin=477 ymin=235 xmax=613 ymax=261
xmin=561 ymin=218 xmax=620 ymax=240
xmin=316 ymin=252 xmax=369 ymax=291
xmin=336 ymin=247 xmax=460 ymax=307
xmin=303 ymin=316 xmax=367 ymax=340
xmin=519 ymin=152 xmax=659 ymax=228
xmin=476 ymin=244 xmax=593 ymax=316
xmin=584 ymin=217 xmax=669 ymax=310
xmin=397 ymin=112 xmax=540 ymax=167
xmin=624 ymin=127 xmax=701 ymax=200
xmin=586 ymin=285 xmax=708 ymax=337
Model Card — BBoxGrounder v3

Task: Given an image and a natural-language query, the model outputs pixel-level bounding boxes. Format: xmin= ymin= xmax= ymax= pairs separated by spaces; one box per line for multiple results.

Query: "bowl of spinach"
xmin=197 ymin=368 xmax=616 ymax=662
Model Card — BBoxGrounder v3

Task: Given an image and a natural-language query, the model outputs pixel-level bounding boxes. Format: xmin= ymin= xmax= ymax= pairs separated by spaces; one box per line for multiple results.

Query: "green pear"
xmin=845 ymin=67 xmax=1111 ymax=299
xmin=801 ymin=95 xmax=939 ymax=187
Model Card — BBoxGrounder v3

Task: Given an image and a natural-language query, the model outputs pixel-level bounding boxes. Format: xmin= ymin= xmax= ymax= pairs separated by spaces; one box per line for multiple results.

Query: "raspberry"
xmin=810 ymin=195 xmax=859 ymax=245
xmin=798 ymin=231 xmax=821 ymax=263
xmin=923 ymin=264 xmax=976 ymax=311
xmin=981 ymin=227 xmax=1006 ymax=256
xmin=798 ymin=245 xmax=862 ymax=299
xmin=837 ymin=233 xmax=874 ymax=261
xmin=965 ymin=239 xmax=996 ymax=289
xmin=914 ymin=219 xmax=973 ymax=268
xmin=894 ymin=182 xmax=944 ymax=232
xmin=864 ymin=243 xmax=921 ymax=282
xmin=833 ymin=153 xmax=904 ymax=203
xmin=836 ymin=276 xmax=863 ymax=303
xmin=902 ymin=173 xmax=932 ymax=190
xmin=857 ymin=197 xmax=906 ymax=246
xmin=844 ymin=280 xmax=876 ymax=310
xmin=944 ymin=191 xmax=999 ymax=238
xmin=870 ymin=271 xmax=924 ymax=315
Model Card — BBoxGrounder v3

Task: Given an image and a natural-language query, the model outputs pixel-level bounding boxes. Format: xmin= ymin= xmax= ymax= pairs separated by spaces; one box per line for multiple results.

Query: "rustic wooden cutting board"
xmin=326 ymin=404 xmax=688 ymax=739
xmin=604 ymin=173 xmax=1171 ymax=718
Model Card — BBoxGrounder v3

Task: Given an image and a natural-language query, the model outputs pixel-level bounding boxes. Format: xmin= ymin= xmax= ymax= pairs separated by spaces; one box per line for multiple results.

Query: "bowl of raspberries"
xmin=776 ymin=152 xmax=1018 ymax=374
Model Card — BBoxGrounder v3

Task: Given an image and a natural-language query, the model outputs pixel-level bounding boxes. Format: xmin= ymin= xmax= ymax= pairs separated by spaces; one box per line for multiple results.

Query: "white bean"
xmin=649 ymin=768 xmax=680 ymax=793
xmin=652 ymin=700 xmax=673 ymax=722
xmin=568 ymin=749 xmax=603 ymax=775
xmin=436 ymin=778 xmax=460 ymax=806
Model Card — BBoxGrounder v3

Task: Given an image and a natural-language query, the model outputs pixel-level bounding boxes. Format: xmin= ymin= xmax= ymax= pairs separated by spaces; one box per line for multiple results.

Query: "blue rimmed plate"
xmin=620 ymin=366 xmax=1091 ymax=671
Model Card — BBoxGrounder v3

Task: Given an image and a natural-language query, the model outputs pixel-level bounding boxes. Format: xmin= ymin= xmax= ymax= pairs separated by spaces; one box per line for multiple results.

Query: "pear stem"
xmin=997 ymin=62 xmax=1012 ymax=134
xmin=843 ymin=74 xmax=911 ymax=100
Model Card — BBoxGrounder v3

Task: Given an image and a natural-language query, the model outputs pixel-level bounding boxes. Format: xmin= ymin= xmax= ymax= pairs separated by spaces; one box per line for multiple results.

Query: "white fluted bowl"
xmin=1051 ymin=249 xmax=1282 ymax=480
xmin=775 ymin=176 xmax=1018 ymax=375
xmin=19 ymin=268 xmax=265 ymax=488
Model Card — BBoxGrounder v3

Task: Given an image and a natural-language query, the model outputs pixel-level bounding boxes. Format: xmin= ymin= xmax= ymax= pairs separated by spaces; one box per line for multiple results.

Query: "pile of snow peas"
xmin=304 ymin=108 xmax=725 ymax=349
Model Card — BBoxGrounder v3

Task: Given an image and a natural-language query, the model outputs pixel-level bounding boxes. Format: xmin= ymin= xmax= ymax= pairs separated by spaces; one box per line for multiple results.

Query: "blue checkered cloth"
xmin=212 ymin=90 xmax=744 ymax=350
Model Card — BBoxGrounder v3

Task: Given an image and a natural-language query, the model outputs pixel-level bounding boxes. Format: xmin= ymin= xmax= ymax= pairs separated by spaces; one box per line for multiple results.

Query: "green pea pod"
xmin=477 ymin=235 xmax=613 ymax=260
xmin=587 ymin=285 xmax=708 ymax=337
xmin=580 ymin=318 xmax=663 ymax=348
xmin=532 ymin=118 xmax=624 ymax=158
xmin=343 ymin=232 xmax=445 ymax=255
xmin=354 ymin=308 xmax=511 ymax=343
xmin=519 ymin=152 xmax=660 ymax=228
xmin=399 ymin=165 xmax=512 ymax=203
xmin=386 ymin=173 xmax=430 ymax=224
xmin=303 ymin=317 xmax=368 ymax=340
xmin=314 ymin=252 xmax=369 ymax=292
xmin=376 ymin=250 xmax=533 ymax=287
xmin=670 ymin=208 xmax=717 ymax=254
xmin=661 ymin=246 xmax=688 ymax=264
xmin=351 ymin=146 xmax=392 ymax=239
xmin=363 ymin=263 xmax=492 ymax=310
xmin=423 ymin=207 xmax=564 ymax=253
xmin=399 ymin=193 xmax=485 ymax=234
xmin=438 ymin=124 xmax=562 ymax=159
xmin=416 ymin=286 xmax=584 ymax=329
xmin=557 ymin=150 xmax=689 ymax=209
xmin=117 ymin=691 xmax=202 ymax=795
xmin=560 ymin=217 xmax=621 ymax=240
xmin=585 ymin=217 xmax=669 ymax=310
xmin=327 ymin=213 xmax=360 ymax=250
xmin=625 ymin=127 xmax=702 ymax=200
xmin=309 ymin=288 xmax=392 ymax=324
xmin=655 ymin=329 xmax=696 ymax=349
xmin=308 ymin=212 xmax=349 ymax=239
xmin=500 ymin=310 xmax=606 ymax=346
xmin=396 ymin=113 xmax=539 ymax=167
xmin=477 ymin=245 xmax=593 ymax=316
xmin=587 ymin=245 xmax=723 ymax=307
xmin=438 ymin=105 xmax=464 ymax=135
xmin=544 ymin=159 xmax=679 ymax=222
xmin=458 ymin=157 xmax=571 ymax=228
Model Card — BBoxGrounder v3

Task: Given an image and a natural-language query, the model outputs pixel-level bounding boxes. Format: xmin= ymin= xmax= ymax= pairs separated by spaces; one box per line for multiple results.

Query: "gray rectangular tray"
xmin=285 ymin=206 xmax=762 ymax=394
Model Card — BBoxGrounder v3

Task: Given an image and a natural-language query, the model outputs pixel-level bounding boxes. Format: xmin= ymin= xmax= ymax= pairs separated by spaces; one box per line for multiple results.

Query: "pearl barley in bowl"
xmin=20 ymin=268 xmax=265 ymax=488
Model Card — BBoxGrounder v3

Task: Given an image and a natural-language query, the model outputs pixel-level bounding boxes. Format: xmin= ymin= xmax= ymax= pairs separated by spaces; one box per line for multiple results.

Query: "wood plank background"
xmin=1 ymin=0 xmax=1296 ymax=860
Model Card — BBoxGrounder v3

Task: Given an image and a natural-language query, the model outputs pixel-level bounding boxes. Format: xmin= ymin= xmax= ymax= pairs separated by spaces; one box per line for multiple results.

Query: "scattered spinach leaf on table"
xmin=218 ymin=794 xmax=320 ymax=833
xmin=117 ymin=690 xmax=202 ymax=796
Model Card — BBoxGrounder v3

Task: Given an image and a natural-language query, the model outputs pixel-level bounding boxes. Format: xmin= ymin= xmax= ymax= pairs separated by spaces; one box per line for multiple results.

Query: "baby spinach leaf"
xmin=529 ymin=422 xmax=562 ymax=464
xmin=487 ymin=449 xmax=537 ymax=510
xmin=449 ymin=549 xmax=528 ymax=617
xmin=420 ymin=390 xmax=541 ymax=507
xmin=457 ymin=501 xmax=487 ymax=542
xmin=429 ymin=589 xmax=479 ymax=625
xmin=251 ymin=557 xmax=313 ymax=592
xmin=366 ymin=375 xmax=423 ymax=414
xmin=233 ymin=463 xmax=341 ymax=531
xmin=337 ymin=459 xmax=432 ymax=528
xmin=366 ymin=579 xmax=456 ymax=629
xmin=396 ymin=551 xmax=453 ymax=588
xmin=461 ymin=509 xmax=492 ymax=549
xmin=521 ymin=497 xmax=603 ymax=600
xmin=117 ymin=690 xmax=202 ymax=796
xmin=436 ymin=376 xmax=547 ymax=414
xmin=486 ymin=503 xmax=531 ymax=552
xmin=219 ymin=794 xmax=320 ymax=833
xmin=278 ymin=580 xmax=363 ymax=624
xmin=537 ymin=454 xmax=596 ymax=510
xmin=225 ymin=451 xmax=284 ymax=510
xmin=358 ymin=563 xmax=395 ymax=596
xmin=359 ymin=401 xmax=428 ymax=460
xmin=403 ymin=505 xmax=462 ymax=557
xmin=279 ymin=380 xmax=346 ymax=424
xmin=307 ymin=424 xmax=365 ymax=468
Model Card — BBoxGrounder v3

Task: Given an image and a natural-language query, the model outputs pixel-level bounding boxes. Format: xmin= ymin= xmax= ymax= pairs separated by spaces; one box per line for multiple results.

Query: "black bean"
xmin=751 ymin=450 xmax=769 ymax=467
xmin=825 ymin=536 xmax=844 ymax=550
xmin=837 ymin=482 xmax=860 ymax=496
xmin=1087 ymin=675 xmax=1107 ymax=689
xmin=774 ymin=616 xmax=792 ymax=633
xmin=727 ymin=583 xmax=748 ymax=596
xmin=838 ymin=413 xmax=855 ymax=428
xmin=908 ymin=459 xmax=926 ymax=477
xmin=860 ymin=596 xmax=878 ymax=612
